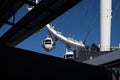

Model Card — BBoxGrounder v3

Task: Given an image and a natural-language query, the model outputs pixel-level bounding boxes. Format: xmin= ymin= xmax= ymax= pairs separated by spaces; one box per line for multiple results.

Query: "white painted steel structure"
xmin=46 ymin=24 xmax=85 ymax=48
xmin=27 ymin=0 xmax=113 ymax=52
xmin=46 ymin=0 xmax=113 ymax=52
xmin=100 ymin=0 xmax=112 ymax=51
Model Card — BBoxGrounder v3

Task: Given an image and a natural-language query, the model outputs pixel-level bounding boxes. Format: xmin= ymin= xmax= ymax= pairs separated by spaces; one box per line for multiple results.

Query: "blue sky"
xmin=0 ymin=0 xmax=120 ymax=58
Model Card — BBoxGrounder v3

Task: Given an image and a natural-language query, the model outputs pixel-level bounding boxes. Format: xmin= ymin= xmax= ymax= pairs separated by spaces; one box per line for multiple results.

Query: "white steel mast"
xmin=100 ymin=0 xmax=112 ymax=51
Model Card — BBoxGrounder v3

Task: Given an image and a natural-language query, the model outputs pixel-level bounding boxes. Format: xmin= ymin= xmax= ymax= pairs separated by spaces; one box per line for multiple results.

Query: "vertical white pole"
xmin=100 ymin=0 xmax=112 ymax=51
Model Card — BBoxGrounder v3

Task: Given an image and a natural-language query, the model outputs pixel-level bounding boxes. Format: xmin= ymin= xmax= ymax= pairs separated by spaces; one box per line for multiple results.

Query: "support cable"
xmin=79 ymin=0 xmax=94 ymax=26
xmin=13 ymin=14 xmax=16 ymax=25
xmin=112 ymin=0 xmax=120 ymax=24
xmin=84 ymin=11 xmax=99 ymax=44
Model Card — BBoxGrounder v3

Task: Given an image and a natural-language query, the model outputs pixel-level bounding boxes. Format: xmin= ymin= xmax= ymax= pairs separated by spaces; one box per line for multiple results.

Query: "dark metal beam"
xmin=5 ymin=21 xmax=15 ymax=26
xmin=0 ymin=0 xmax=24 ymax=28
xmin=21 ymin=0 xmax=38 ymax=6
xmin=1 ymin=0 xmax=82 ymax=47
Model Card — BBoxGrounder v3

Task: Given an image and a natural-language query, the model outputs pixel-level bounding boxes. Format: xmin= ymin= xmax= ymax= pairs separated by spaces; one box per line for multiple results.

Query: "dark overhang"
xmin=0 ymin=0 xmax=24 ymax=28
xmin=1 ymin=0 xmax=82 ymax=46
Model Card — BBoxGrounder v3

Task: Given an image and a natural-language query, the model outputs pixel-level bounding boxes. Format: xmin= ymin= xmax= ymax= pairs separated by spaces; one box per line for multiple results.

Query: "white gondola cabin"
xmin=42 ymin=37 xmax=55 ymax=52
xmin=64 ymin=51 xmax=74 ymax=59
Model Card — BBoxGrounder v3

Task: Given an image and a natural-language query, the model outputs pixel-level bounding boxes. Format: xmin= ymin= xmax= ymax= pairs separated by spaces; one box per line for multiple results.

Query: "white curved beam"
xmin=46 ymin=24 xmax=85 ymax=48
